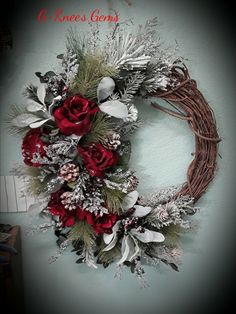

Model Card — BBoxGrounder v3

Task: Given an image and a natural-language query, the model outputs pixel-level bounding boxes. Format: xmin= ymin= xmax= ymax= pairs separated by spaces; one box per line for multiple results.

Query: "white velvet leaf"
xmin=117 ymin=235 xmax=130 ymax=265
xmin=103 ymin=233 xmax=114 ymax=245
xmin=99 ymin=100 xmax=128 ymax=119
xmin=37 ymin=84 xmax=46 ymax=104
xmin=133 ymin=205 xmax=152 ymax=217
xmin=102 ymin=234 xmax=118 ymax=252
xmin=130 ymin=228 xmax=165 ymax=243
xmin=27 ymin=101 xmax=44 ymax=112
xmin=122 ymin=190 xmax=139 ymax=211
xmin=128 ymin=235 xmax=140 ymax=262
xmin=30 ymin=119 xmax=50 ymax=128
xmin=97 ymin=77 xmax=115 ymax=102
xmin=12 ymin=114 xmax=42 ymax=128
xmin=103 ymin=221 xmax=120 ymax=247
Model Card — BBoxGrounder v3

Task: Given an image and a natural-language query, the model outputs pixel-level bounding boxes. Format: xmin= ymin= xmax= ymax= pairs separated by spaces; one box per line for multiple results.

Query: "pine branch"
xmin=22 ymin=84 xmax=39 ymax=102
xmin=69 ymin=221 xmax=97 ymax=268
xmin=120 ymin=71 xmax=145 ymax=103
xmin=71 ymin=54 xmax=118 ymax=99
xmin=101 ymin=186 xmax=126 ymax=213
xmin=69 ymin=220 xmax=96 ymax=247
xmin=81 ymin=112 xmax=114 ymax=145
xmin=97 ymin=241 xmax=121 ymax=266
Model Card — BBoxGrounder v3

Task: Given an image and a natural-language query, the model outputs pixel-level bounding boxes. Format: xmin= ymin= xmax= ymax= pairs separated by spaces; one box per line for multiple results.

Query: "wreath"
xmin=9 ymin=18 xmax=220 ymax=285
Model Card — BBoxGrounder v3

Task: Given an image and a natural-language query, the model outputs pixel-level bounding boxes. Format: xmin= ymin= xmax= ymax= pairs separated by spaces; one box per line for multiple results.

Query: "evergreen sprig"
xmin=81 ymin=112 xmax=114 ymax=145
xmin=97 ymin=241 xmax=121 ymax=266
xmin=101 ymin=186 xmax=126 ymax=213
xmin=71 ymin=54 xmax=118 ymax=99
xmin=69 ymin=220 xmax=96 ymax=246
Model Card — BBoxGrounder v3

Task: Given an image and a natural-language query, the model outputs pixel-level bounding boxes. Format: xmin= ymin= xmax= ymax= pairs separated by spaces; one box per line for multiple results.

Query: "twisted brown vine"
xmin=150 ymin=66 xmax=221 ymax=202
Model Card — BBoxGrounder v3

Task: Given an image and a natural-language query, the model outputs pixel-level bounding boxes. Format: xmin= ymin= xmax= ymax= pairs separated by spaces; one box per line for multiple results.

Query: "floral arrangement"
xmin=9 ymin=18 xmax=220 ymax=285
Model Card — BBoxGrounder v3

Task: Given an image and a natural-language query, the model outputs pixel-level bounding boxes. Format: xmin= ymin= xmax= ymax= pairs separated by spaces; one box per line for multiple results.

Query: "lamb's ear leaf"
xmin=130 ymin=228 xmax=165 ymax=243
xmin=99 ymin=100 xmax=128 ymax=119
xmin=12 ymin=113 xmax=42 ymax=128
xmin=30 ymin=119 xmax=50 ymax=128
xmin=37 ymin=84 xmax=46 ymax=104
xmin=27 ymin=101 xmax=44 ymax=112
xmin=122 ymin=191 xmax=139 ymax=211
xmin=97 ymin=77 xmax=115 ymax=102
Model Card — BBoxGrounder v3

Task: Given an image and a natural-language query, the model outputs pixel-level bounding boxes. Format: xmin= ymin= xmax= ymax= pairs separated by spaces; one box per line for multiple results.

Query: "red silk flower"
xmin=78 ymin=143 xmax=118 ymax=177
xmin=53 ymin=95 xmax=99 ymax=136
xmin=22 ymin=128 xmax=48 ymax=167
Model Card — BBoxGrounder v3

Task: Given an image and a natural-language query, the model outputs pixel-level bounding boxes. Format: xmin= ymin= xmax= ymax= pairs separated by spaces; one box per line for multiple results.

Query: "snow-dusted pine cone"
xmin=127 ymin=175 xmax=139 ymax=190
xmin=102 ymin=133 xmax=121 ymax=150
xmin=124 ymin=103 xmax=138 ymax=122
xmin=59 ymin=163 xmax=80 ymax=182
xmin=60 ymin=191 xmax=77 ymax=211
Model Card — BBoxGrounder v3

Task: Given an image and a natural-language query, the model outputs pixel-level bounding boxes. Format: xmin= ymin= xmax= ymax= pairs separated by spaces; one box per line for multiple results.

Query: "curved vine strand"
xmin=149 ymin=66 xmax=221 ymax=202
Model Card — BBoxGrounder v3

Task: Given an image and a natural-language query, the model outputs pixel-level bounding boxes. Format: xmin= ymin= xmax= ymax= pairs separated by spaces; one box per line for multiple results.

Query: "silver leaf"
xmin=99 ymin=100 xmax=128 ymax=119
xmin=27 ymin=101 xmax=44 ymax=112
xmin=37 ymin=84 xmax=46 ymax=104
xmin=12 ymin=113 xmax=42 ymax=128
xmin=97 ymin=77 xmax=115 ymax=102
xmin=117 ymin=235 xmax=130 ymax=265
xmin=122 ymin=190 xmax=139 ymax=211
xmin=130 ymin=228 xmax=165 ymax=243
xmin=30 ymin=118 xmax=50 ymax=128
xmin=133 ymin=205 xmax=152 ymax=217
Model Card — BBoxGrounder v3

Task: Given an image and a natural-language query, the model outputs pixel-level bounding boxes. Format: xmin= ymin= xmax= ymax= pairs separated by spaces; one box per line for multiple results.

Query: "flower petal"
xmin=99 ymin=100 xmax=128 ymax=119
xmin=122 ymin=190 xmax=139 ymax=211
xmin=97 ymin=77 xmax=115 ymax=102
xmin=133 ymin=205 xmax=152 ymax=217
xmin=130 ymin=228 xmax=165 ymax=243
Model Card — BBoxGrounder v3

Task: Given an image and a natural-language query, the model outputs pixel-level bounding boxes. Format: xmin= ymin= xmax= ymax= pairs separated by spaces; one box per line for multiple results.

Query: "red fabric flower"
xmin=22 ymin=128 xmax=48 ymax=167
xmin=47 ymin=190 xmax=75 ymax=227
xmin=76 ymin=208 xmax=118 ymax=235
xmin=78 ymin=143 xmax=118 ymax=177
xmin=53 ymin=95 xmax=99 ymax=136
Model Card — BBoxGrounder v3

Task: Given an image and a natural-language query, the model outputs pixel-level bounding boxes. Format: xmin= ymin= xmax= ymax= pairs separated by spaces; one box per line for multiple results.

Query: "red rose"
xmin=78 ymin=143 xmax=118 ymax=177
xmin=22 ymin=128 xmax=48 ymax=167
xmin=77 ymin=208 xmax=118 ymax=235
xmin=47 ymin=190 xmax=75 ymax=227
xmin=53 ymin=95 xmax=99 ymax=136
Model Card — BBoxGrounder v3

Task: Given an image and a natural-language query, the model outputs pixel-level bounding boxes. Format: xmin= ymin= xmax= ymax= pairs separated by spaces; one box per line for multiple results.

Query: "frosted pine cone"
xmin=59 ymin=163 xmax=79 ymax=182
xmin=127 ymin=175 xmax=139 ymax=190
xmin=124 ymin=104 xmax=138 ymax=122
xmin=60 ymin=192 xmax=77 ymax=211
xmin=102 ymin=133 xmax=121 ymax=150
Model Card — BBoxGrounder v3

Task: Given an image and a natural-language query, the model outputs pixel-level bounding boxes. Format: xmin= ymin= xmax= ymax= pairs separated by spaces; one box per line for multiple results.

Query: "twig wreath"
xmin=9 ymin=18 xmax=220 ymax=286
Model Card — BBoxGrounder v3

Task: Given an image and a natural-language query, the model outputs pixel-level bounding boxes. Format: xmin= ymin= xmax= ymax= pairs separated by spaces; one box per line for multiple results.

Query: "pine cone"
xmin=59 ymin=163 xmax=79 ymax=182
xmin=102 ymin=133 xmax=121 ymax=150
xmin=127 ymin=175 xmax=139 ymax=190
xmin=60 ymin=192 xmax=77 ymax=211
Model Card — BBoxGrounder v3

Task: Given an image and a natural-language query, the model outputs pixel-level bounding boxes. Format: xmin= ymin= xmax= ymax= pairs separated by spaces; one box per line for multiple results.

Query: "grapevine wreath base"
xmin=9 ymin=18 xmax=220 ymax=285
